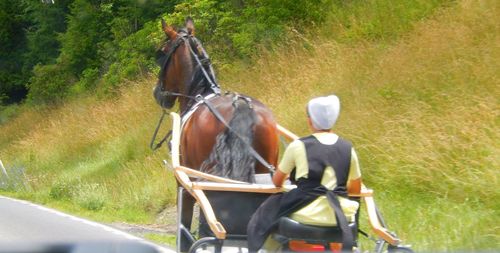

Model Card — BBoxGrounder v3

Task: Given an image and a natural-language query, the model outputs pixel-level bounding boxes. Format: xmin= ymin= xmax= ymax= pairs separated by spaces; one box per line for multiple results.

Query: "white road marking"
xmin=0 ymin=195 xmax=175 ymax=253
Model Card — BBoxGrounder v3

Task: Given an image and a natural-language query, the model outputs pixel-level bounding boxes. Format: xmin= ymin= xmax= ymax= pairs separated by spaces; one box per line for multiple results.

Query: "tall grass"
xmin=0 ymin=83 xmax=177 ymax=222
xmin=324 ymin=0 xmax=455 ymax=42
xmin=0 ymin=0 xmax=498 ymax=250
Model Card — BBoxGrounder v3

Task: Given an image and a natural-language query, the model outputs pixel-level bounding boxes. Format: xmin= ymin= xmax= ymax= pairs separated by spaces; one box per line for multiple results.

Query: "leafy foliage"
xmin=23 ymin=0 xmax=71 ymax=72
xmin=58 ymin=0 xmax=104 ymax=75
xmin=0 ymin=0 xmax=29 ymax=104
xmin=3 ymin=0 xmax=337 ymax=104
xmin=168 ymin=0 xmax=333 ymax=58
xmin=2 ymin=0 xmax=452 ymax=105
xmin=27 ymin=64 xmax=75 ymax=104
xmin=99 ymin=20 xmax=164 ymax=94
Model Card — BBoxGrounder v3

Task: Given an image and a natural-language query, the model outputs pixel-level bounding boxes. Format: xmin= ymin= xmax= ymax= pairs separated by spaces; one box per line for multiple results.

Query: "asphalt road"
xmin=0 ymin=195 xmax=174 ymax=253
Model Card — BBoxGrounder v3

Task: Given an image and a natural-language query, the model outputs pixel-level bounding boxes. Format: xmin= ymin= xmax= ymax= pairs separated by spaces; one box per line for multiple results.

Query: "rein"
xmin=149 ymin=110 xmax=171 ymax=151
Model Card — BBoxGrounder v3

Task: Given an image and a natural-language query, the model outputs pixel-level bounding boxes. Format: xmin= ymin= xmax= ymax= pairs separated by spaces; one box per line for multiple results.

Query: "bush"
xmin=0 ymin=104 xmax=20 ymax=125
xmin=49 ymin=178 xmax=76 ymax=200
xmin=98 ymin=21 xmax=162 ymax=94
xmin=74 ymin=182 xmax=108 ymax=211
xmin=27 ymin=64 xmax=75 ymax=104
xmin=69 ymin=68 xmax=100 ymax=96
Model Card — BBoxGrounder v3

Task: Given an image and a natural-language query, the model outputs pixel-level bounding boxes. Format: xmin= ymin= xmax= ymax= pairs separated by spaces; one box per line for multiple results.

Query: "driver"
xmin=247 ymin=95 xmax=362 ymax=252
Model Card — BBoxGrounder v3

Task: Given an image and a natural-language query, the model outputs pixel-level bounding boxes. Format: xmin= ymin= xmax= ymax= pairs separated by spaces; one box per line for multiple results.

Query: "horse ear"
xmin=161 ymin=18 xmax=177 ymax=39
xmin=185 ymin=16 xmax=195 ymax=35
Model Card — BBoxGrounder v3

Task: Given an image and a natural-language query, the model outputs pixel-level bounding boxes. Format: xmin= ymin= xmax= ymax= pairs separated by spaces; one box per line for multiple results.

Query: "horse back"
xmin=180 ymin=94 xmax=279 ymax=175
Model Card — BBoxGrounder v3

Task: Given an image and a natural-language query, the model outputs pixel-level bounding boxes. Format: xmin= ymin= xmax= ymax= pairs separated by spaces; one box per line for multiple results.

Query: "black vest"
xmin=292 ymin=135 xmax=352 ymax=195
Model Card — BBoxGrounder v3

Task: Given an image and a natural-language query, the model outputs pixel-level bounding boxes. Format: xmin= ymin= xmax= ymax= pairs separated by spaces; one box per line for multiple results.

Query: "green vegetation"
xmin=0 ymin=86 xmax=178 ymax=222
xmin=325 ymin=0 xmax=454 ymax=42
xmin=144 ymin=233 xmax=176 ymax=247
xmin=1 ymin=0 xmax=498 ymax=251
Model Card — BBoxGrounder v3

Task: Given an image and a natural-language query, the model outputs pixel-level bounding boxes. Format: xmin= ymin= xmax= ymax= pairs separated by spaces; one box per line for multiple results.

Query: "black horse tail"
xmin=201 ymin=98 xmax=257 ymax=183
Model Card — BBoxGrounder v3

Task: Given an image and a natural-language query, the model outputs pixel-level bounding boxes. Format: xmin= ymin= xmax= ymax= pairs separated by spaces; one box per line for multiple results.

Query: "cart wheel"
xmin=188 ymin=237 xmax=222 ymax=253
xmin=388 ymin=245 xmax=414 ymax=253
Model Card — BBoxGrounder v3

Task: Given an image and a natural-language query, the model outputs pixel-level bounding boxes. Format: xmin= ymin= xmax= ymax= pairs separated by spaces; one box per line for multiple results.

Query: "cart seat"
xmin=276 ymin=217 xmax=357 ymax=242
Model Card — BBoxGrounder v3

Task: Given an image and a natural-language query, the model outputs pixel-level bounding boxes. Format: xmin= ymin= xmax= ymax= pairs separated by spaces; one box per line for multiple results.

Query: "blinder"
xmin=157 ymin=32 xmax=188 ymax=92
xmin=156 ymin=30 xmax=217 ymax=95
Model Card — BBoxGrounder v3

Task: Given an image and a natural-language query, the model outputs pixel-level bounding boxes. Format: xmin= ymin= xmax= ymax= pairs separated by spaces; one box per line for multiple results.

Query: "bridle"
xmin=157 ymin=30 xmax=220 ymax=99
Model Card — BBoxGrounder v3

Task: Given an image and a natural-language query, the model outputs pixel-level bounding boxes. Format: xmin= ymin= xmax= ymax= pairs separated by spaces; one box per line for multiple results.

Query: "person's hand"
xmin=347 ymin=178 xmax=362 ymax=195
xmin=272 ymin=169 xmax=288 ymax=187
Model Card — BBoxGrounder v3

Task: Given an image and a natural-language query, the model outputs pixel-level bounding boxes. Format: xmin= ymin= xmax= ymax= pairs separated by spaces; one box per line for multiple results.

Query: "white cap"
xmin=307 ymin=95 xmax=340 ymax=130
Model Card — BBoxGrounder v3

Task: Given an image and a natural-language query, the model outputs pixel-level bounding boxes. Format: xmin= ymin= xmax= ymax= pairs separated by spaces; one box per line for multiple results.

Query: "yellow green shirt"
xmin=278 ymin=132 xmax=361 ymax=226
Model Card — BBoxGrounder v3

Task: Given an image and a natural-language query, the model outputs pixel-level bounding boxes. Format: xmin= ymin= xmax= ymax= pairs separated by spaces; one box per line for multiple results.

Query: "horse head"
xmin=153 ymin=17 xmax=218 ymax=113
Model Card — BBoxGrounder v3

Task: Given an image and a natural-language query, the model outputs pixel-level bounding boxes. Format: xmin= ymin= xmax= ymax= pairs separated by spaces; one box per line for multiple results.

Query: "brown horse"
xmin=153 ymin=17 xmax=279 ymax=179
xmin=153 ymin=17 xmax=279 ymax=250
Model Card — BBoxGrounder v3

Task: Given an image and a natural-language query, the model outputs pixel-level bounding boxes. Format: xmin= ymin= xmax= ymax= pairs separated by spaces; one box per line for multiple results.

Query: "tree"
xmin=23 ymin=0 xmax=72 ymax=72
xmin=0 ymin=0 xmax=28 ymax=104
xmin=57 ymin=0 xmax=104 ymax=75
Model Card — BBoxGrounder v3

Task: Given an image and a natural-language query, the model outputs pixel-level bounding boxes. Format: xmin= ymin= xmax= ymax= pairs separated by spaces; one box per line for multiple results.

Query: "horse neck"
xmin=179 ymin=65 xmax=216 ymax=113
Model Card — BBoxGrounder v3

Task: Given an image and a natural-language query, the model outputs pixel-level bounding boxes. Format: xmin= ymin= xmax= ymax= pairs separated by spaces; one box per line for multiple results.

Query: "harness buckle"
xmin=195 ymin=94 xmax=204 ymax=102
xmin=211 ymin=86 xmax=221 ymax=95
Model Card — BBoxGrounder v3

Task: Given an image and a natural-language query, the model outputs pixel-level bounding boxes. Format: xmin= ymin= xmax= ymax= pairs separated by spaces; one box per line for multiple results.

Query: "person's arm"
xmin=272 ymin=140 xmax=301 ymax=187
xmin=347 ymin=148 xmax=362 ymax=195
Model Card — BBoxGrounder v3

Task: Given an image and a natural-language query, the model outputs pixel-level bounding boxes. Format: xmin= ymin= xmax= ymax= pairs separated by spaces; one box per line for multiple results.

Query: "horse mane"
xmin=187 ymin=63 xmax=214 ymax=97
xmin=180 ymin=46 xmax=217 ymax=112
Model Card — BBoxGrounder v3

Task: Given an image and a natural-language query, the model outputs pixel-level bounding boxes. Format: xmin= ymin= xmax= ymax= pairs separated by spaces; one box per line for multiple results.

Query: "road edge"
xmin=0 ymin=195 xmax=175 ymax=253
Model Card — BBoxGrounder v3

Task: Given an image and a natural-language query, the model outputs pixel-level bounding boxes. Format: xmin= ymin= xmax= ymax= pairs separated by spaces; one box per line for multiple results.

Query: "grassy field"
xmin=1 ymin=0 xmax=498 ymax=251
